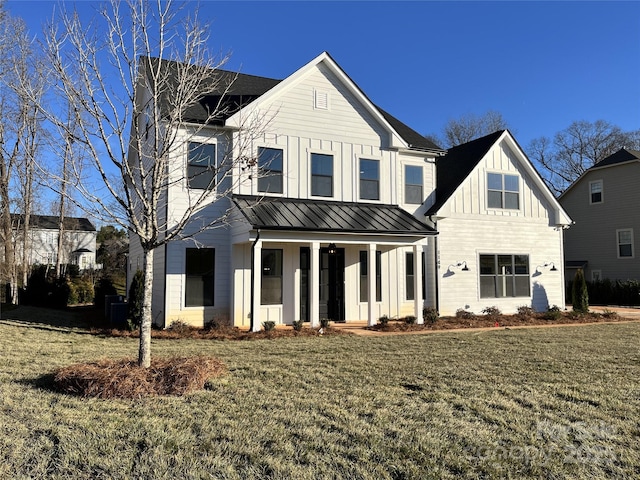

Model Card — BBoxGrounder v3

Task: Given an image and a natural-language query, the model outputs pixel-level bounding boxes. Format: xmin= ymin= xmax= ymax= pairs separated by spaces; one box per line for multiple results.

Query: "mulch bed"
xmin=368 ymin=310 xmax=627 ymax=332
xmin=54 ymin=356 xmax=226 ymax=399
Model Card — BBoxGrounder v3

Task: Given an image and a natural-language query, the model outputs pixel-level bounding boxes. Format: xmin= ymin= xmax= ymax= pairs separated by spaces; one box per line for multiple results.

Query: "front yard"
xmin=1 ymin=309 xmax=639 ymax=478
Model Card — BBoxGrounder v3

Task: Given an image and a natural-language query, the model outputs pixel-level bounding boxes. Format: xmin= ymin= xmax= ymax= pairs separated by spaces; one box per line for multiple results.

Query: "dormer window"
xmin=590 ymin=180 xmax=603 ymax=204
xmin=487 ymin=173 xmax=519 ymax=209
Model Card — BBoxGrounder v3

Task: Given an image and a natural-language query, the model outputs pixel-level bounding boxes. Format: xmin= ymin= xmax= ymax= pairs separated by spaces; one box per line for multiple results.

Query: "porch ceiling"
xmin=232 ymin=195 xmax=436 ymax=235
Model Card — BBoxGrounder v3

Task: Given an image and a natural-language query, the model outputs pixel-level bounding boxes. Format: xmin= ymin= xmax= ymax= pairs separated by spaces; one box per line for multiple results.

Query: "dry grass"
xmin=54 ymin=356 xmax=226 ymax=399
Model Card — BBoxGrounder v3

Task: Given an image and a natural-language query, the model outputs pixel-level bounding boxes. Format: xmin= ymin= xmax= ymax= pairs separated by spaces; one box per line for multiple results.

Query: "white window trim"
xmin=255 ymin=144 xmax=286 ymax=197
xmin=616 ymin=228 xmax=634 ymax=259
xmin=357 ymin=156 xmax=383 ymax=203
xmin=589 ymin=179 xmax=604 ymax=205
xmin=403 ymin=162 xmax=425 ymax=205
xmin=308 ymin=149 xmax=336 ymax=199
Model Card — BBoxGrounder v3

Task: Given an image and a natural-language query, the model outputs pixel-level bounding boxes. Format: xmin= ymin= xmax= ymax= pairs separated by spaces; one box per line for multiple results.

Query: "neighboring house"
xmin=128 ymin=52 xmax=571 ymax=330
xmin=559 ymin=148 xmax=640 ymax=283
xmin=11 ymin=214 xmax=97 ymax=271
xmin=425 ymin=131 xmax=572 ymax=315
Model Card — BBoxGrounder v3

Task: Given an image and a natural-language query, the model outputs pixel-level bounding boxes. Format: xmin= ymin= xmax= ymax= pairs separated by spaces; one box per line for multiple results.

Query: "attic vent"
xmin=314 ymin=90 xmax=329 ymax=110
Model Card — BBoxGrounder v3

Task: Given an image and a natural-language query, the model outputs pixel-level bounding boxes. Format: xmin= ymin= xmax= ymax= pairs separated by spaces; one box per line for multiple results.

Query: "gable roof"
xmin=10 ymin=214 xmax=96 ymax=232
xmin=559 ymin=148 xmax=640 ymax=200
xmin=233 ymin=196 xmax=436 ymax=236
xmin=426 ymin=130 xmax=572 ymax=226
xmin=589 ymin=147 xmax=640 ymax=170
xmin=426 ymin=130 xmax=505 ymax=215
xmin=146 ymin=52 xmax=443 ymax=153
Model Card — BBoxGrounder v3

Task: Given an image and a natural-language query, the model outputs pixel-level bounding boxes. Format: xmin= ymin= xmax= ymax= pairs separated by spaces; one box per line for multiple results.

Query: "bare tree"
xmin=528 ymin=120 xmax=640 ymax=195
xmin=428 ymin=110 xmax=509 ymax=148
xmin=41 ymin=0 xmax=265 ymax=367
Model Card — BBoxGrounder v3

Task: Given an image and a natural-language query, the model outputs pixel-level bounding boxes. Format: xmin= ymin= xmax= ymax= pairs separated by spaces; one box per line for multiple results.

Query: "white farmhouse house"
xmin=11 ymin=214 xmax=97 ymax=270
xmin=128 ymin=52 xmax=571 ymax=330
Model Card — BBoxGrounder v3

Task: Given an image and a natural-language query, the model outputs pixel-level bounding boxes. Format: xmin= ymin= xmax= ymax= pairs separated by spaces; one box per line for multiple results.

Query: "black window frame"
xmin=359 ymin=250 xmax=382 ymax=302
xmin=257 ymin=147 xmax=284 ymax=194
xmin=359 ymin=158 xmax=380 ymax=201
xmin=311 ymin=153 xmax=333 ymax=197
xmin=479 ymin=254 xmax=530 ymax=298
xmin=487 ymin=172 xmax=520 ymax=210
xmin=404 ymin=165 xmax=423 ymax=204
xmin=261 ymin=249 xmax=283 ymax=305
xmin=185 ymin=248 xmax=215 ymax=307
xmin=187 ymin=142 xmax=216 ymax=190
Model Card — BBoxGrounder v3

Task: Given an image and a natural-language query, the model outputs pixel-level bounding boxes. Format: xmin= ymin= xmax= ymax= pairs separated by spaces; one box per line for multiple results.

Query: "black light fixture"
xmin=328 ymin=243 xmax=337 ymax=255
xmin=549 ymin=263 xmax=558 ymax=271
xmin=460 ymin=261 xmax=469 ymax=271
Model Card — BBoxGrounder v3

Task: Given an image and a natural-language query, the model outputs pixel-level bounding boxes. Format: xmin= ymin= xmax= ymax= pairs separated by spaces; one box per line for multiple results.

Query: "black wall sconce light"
xmin=327 ymin=243 xmax=337 ymax=255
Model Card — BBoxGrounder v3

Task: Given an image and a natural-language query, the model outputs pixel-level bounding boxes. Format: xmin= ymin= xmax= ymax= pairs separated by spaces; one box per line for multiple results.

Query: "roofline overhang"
xmin=559 ymin=158 xmax=640 ymax=200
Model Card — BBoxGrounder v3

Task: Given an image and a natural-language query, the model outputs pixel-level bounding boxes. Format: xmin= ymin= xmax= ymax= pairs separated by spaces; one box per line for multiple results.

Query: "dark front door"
xmin=319 ymin=247 xmax=345 ymax=322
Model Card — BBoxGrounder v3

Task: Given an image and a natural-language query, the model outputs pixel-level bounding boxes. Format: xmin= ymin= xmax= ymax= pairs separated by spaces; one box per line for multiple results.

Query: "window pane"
xmin=619 ymin=244 xmax=633 ymax=257
xmin=312 ymin=176 xmax=332 ymax=197
xmin=480 ymin=276 xmax=496 ymax=298
xmin=514 ymin=276 xmax=530 ymax=296
xmin=504 ymin=175 xmax=519 ymax=192
xmin=261 ymin=249 xmax=282 ymax=304
xmin=405 ymin=165 xmax=423 ymax=185
xmin=359 ymin=251 xmax=368 ymax=302
xmin=591 ymin=192 xmax=602 ymax=203
xmin=360 ymin=159 xmax=379 ymax=180
xmin=185 ymin=248 xmax=215 ymax=307
xmin=479 ymin=255 xmax=496 ymax=275
xmin=504 ymin=192 xmax=519 ymax=209
xmin=360 ymin=179 xmax=379 ymax=200
xmin=487 ymin=173 xmax=502 ymax=190
xmin=498 ymin=255 xmax=513 ymax=274
xmin=311 ymin=153 xmax=333 ymax=176
xmin=406 ymin=252 xmax=414 ymax=301
xmin=488 ymin=190 xmax=503 ymax=208
xmin=513 ymin=255 xmax=529 ymax=274
xmin=188 ymin=142 xmax=215 ymax=190
xmin=496 ymin=275 xmax=509 ymax=297
xmin=376 ymin=251 xmax=382 ymax=302
xmin=258 ymin=148 xmax=283 ymax=193
xmin=405 ymin=185 xmax=423 ymax=204
xmin=188 ymin=143 xmax=215 ymax=167
xmin=618 ymin=230 xmax=632 ymax=244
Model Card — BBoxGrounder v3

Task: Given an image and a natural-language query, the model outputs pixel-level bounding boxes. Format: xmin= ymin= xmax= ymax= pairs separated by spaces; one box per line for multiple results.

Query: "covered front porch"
xmin=230 ymin=196 xmax=437 ymax=332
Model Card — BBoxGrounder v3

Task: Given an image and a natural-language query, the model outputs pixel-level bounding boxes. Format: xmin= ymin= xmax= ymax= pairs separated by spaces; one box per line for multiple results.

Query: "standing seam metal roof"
xmin=232 ymin=196 xmax=436 ymax=235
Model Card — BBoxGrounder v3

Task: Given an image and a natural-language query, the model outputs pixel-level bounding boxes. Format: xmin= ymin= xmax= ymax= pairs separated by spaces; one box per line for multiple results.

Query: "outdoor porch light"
xmin=448 ymin=261 xmax=469 ymax=272
xmin=328 ymin=243 xmax=337 ymax=255
xmin=536 ymin=262 xmax=558 ymax=273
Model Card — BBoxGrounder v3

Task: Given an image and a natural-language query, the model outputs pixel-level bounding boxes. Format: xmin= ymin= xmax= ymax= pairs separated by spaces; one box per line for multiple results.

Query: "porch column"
xmin=414 ymin=244 xmax=424 ymax=324
xmin=368 ymin=243 xmax=376 ymax=327
xmin=251 ymin=239 xmax=262 ymax=332
xmin=310 ymin=241 xmax=320 ymax=328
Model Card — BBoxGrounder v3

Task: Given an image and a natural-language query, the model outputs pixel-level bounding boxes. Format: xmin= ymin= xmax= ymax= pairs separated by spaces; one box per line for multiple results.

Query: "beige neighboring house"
xmin=128 ymin=52 xmax=572 ymax=330
xmin=559 ymin=148 xmax=640 ymax=282
xmin=12 ymin=214 xmax=98 ymax=271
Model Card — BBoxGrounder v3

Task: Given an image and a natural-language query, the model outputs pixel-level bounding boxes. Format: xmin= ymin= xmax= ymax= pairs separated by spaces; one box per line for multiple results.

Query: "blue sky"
xmin=6 ymin=0 xmax=640 ymax=149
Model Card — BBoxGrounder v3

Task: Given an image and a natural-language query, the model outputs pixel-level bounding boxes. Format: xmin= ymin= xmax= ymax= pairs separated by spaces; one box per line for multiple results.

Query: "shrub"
xmin=543 ymin=305 xmax=562 ymax=321
xmin=204 ymin=318 xmax=220 ymax=330
xmin=572 ymin=268 xmax=589 ymax=313
xmin=481 ymin=306 xmax=502 ymax=318
xmin=128 ymin=270 xmax=145 ymax=329
xmin=516 ymin=305 xmax=535 ymax=318
xmin=600 ymin=309 xmax=619 ymax=319
xmin=94 ymin=276 xmax=117 ymax=309
xmin=320 ymin=318 xmax=331 ymax=329
xmin=404 ymin=315 xmax=417 ymax=325
xmin=292 ymin=319 xmax=304 ymax=331
xmin=455 ymin=309 xmax=475 ymax=319
xmin=378 ymin=315 xmax=389 ymax=325
xmin=168 ymin=320 xmax=191 ymax=334
xmin=262 ymin=321 xmax=276 ymax=332
xmin=423 ymin=307 xmax=438 ymax=324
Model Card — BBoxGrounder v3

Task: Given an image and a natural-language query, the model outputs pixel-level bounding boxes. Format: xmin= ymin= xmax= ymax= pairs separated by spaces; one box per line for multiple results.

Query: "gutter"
xmin=249 ymin=228 xmax=261 ymax=332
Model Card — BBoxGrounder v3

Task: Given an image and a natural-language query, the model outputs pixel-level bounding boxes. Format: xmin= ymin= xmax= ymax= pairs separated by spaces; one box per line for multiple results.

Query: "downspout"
xmin=249 ymin=228 xmax=261 ymax=332
xmin=429 ymin=215 xmax=440 ymax=314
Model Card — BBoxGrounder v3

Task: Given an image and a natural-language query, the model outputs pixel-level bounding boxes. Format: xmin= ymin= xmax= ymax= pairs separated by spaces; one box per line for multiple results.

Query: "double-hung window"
xmin=487 ymin=173 xmax=519 ymax=209
xmin=185 ymin=248 xmax=215 ymax=307
xmin=261 ymin=249 xmax=283 ymax=304
xmin=359 ymin=159 xmax=380 ymax=200
xmin=590 ymin=180 xmax=603 ymax=204
xmin=617 ymin=229 xmax=634 ymax=258
xmin=258 ymin=147 xmax=283 ymax=194
xmin=406 ymin=252 xmax=415 ymax=301
xmin=187 ymin=142 xmax=216 ymax=190
xmin=311 ymin=153 xmax=333 ymax=197
xmin=405 ymin=165 xmax=423 ymax=204
xmin=480 ymin=254 xmax=530 ymax=298
xmin=359 ymin=250 xmax=382 ymax=302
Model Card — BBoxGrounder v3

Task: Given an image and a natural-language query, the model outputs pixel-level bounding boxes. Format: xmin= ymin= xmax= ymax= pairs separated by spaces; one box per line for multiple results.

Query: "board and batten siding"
xmin=561 ymin=162 xmax=640 ymax=281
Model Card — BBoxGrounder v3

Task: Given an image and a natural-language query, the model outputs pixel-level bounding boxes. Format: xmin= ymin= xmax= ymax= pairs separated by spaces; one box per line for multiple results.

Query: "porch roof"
xmin=232 ymin=196 xmax=437 ymax=235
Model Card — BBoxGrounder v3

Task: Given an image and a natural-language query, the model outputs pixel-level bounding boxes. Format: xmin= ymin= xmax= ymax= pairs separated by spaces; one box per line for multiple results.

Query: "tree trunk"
xmin=138 ymin=247 xmax=154 ymax=368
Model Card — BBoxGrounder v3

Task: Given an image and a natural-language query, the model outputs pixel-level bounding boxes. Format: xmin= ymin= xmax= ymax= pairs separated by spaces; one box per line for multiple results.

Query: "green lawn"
xmin=1 ymin=309 xmax=639 ymax=479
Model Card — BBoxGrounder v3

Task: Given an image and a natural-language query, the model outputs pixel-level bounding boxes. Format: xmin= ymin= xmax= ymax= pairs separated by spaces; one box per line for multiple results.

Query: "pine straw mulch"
xmin=94 ymin=324 xmax=349 ymax=340
xmin=367 ymin=310 xmax=629 ymax=332
xmin=53 ymin=356 xmax=226 ymax=399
